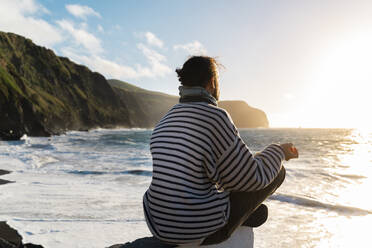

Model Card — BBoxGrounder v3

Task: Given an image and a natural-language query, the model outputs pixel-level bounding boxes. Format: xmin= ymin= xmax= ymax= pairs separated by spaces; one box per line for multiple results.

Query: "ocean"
xmin=0 ymin=128 xmax=371 ymax=248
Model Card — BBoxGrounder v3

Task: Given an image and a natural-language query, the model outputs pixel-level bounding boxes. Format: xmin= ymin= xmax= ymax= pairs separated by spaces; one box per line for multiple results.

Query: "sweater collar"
xmin=178 ymin=86 xmax=218 ymax=106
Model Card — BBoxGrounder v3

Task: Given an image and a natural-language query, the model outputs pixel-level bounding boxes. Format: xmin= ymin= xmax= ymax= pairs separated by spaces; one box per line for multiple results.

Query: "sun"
xmin=302 ymin=30 xmax=372 ymax=128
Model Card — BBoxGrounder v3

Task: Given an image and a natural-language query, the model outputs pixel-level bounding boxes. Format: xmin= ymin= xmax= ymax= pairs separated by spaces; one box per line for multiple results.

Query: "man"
xmin=143 ymin=56 xmax=298 ymax=246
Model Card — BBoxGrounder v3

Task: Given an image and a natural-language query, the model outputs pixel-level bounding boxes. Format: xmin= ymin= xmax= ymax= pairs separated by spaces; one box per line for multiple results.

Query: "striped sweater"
xmin=143 ymin=102 xmax=285 ymax=244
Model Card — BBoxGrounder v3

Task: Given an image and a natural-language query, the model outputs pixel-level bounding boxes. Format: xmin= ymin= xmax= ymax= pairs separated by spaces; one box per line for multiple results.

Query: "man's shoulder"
xmin=164 ymin=102 xmax=238 ymax=136
xmin=174 ymin=102 xmax=231 ymax=119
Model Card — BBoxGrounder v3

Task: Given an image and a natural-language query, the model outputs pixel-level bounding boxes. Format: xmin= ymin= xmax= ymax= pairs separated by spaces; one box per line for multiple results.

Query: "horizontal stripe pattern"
xmin=143 ymin=102 xmax=284 ymax=244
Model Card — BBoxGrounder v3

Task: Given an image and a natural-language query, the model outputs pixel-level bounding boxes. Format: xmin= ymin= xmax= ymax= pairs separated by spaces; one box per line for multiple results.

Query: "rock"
xmin=109 ymin=227 xmax=253 ymax=248
xmin=107 ymin=237 xmax=176 ymax=248
xmin=23 ymin=244 xmax=44 ymax=248
xmin=0 ymin=222 xmax=44 ymax=248
xmin=0 ymin=221 xmax=253 ymax=248
xmin=0 ymin=179 xmax=14 ymax=185
xmin=0 ymin=222 xmax=22 ymax=248
xmin=0 ymin=238 xmax=17 ymax=248
xmin=0 ymin=170 xmax=13 ymax=185
xmin=0 ymin=130 xmax=23 ymax=141
xmin=0 ymin=170 xmax=11 ymax=176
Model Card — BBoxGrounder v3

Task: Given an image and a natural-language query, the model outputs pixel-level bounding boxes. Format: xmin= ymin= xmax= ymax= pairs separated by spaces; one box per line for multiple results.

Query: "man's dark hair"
xmin=176 ymin=56 xmax=220 ymax=87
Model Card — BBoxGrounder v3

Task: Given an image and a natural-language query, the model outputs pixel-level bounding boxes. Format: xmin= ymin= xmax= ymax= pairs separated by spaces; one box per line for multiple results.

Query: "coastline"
xmin=0 ymin=170 xmax=43 ymax=248
xmin=0 ymin=170 xmax=22 ymax=247
xmin=0 ymin=169 xmax=138 ymax=248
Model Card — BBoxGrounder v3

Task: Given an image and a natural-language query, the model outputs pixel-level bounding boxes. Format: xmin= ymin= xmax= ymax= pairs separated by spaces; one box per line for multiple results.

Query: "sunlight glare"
xmin=305 ymin=31 xmax=372 ymax=128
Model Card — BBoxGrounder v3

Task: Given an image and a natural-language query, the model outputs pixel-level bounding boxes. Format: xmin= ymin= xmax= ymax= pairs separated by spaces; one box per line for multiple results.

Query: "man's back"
xmin=143 ymin=102 xmax=234 ymax=244
xmin=142 ymin=56 xmax=296 ymax=246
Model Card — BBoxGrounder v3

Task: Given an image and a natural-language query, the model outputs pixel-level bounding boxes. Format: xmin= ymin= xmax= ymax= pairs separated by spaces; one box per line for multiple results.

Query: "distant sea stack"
xmin=218 ymin=101 xmax=269 ymax=128
xmin=0 ymin=31 xmax=269 ymax=140
xmin=110 ymin=79 xmax=269 ymax=128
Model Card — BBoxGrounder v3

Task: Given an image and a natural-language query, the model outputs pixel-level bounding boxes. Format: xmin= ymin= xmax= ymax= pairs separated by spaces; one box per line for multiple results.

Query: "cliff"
xmin=109 ymin=80 xmax=269 ymax=129
xmin=218 ymin=101 xmax=269 ymax=128
xmin=0 ymin=31 xmax=132 ymax=140
xmin=0 ymin=31 xmax=269 ymax=140
xmin=108 ymin=79 xmax=178 ymax=128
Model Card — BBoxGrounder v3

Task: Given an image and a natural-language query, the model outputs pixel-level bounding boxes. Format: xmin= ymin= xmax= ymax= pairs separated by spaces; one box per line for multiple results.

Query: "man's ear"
xmin=210 ymin=79 xmax=216 ymax=89
xmin=205 ymin=80 xmax=213 ymax=91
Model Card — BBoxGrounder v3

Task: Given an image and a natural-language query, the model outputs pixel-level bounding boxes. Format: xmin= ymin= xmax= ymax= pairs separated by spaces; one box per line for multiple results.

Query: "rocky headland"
xmin=0 ymin=31 xmax=132 ymax=140
xmin=0 ymin=31 xmax=269 ymax=141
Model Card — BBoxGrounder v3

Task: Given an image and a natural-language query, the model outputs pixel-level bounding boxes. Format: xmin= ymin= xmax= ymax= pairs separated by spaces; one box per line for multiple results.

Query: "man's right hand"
xmin=280 ymin=143 xmax=299 ymax=161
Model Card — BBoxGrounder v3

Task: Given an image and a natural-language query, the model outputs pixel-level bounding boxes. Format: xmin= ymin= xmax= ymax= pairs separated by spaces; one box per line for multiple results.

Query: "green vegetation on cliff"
xmin=0 ymin=31 xmax=130 ymax=139
xmin=108 ymin=79 xmax=178 ymax=128
xmin=0 ymin=31 xmax=269 ymax=140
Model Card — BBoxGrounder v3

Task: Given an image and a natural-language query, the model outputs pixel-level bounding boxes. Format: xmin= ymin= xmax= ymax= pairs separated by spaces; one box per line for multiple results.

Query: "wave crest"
xmin=270 ymin=193 xmax=372 ymax=216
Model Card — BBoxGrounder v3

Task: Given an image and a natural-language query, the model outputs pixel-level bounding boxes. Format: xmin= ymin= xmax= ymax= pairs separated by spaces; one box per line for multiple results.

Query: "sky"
xmin=1 ymin=0 xmax=372 ymax=128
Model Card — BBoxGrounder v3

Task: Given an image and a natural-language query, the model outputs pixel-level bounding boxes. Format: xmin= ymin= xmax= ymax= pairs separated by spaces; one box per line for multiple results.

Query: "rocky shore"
xmin=0 ymin=218 xmax=171 ymax=248
xmin=0 ymin=222 xmax=43 ymax=248
xmin=0 ymin=171 xmax=253 ymax=248
xmin=0 ymin=171 xmax=42 ymax=248
xmin=0 ymin=220 xmax=174 ymax=248
xmin=0 ymin=170 xmax=172 ymax=248
xmin=0 ymin=170 xmax=13 ymax=185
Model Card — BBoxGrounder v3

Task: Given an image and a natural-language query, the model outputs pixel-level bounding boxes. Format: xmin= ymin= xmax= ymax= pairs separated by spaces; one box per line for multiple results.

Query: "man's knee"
xmin=281 ymin=166 xmax=286 ymax=175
